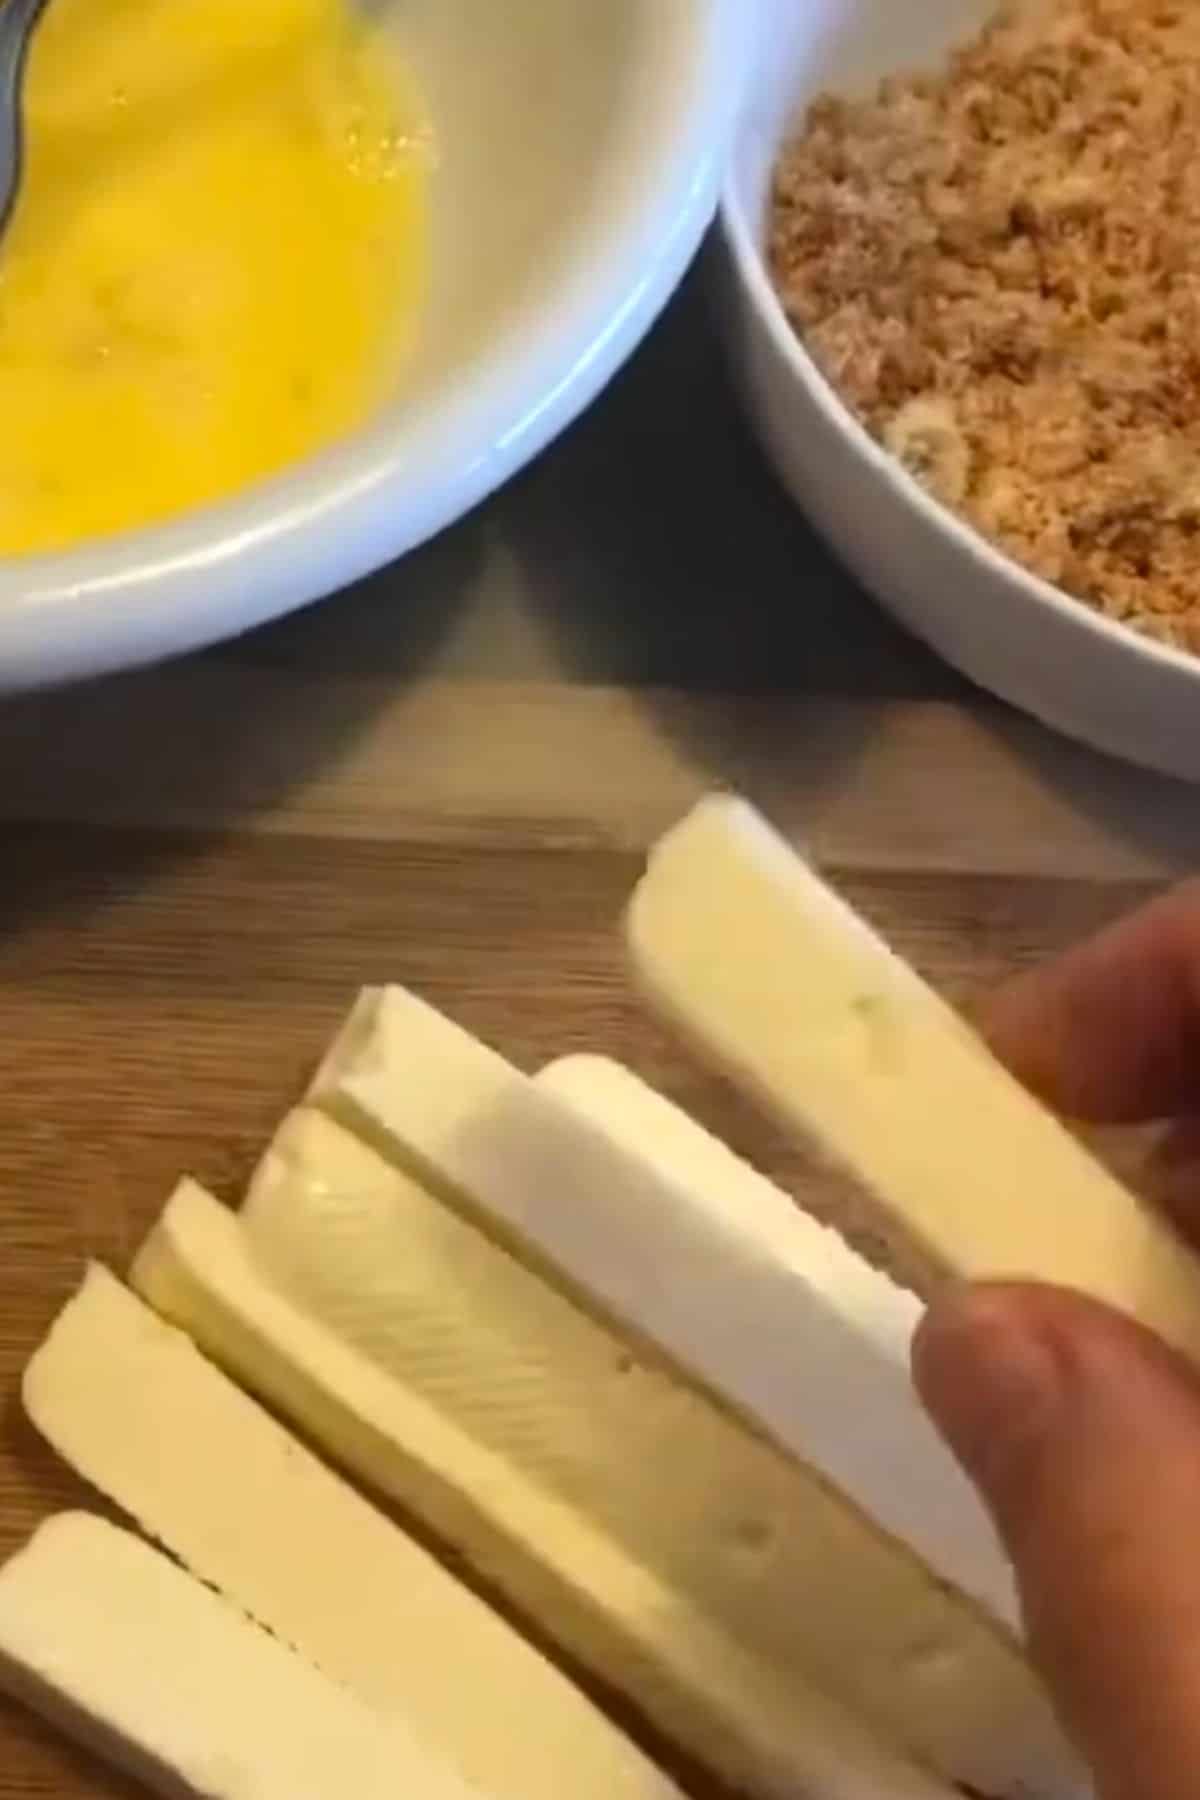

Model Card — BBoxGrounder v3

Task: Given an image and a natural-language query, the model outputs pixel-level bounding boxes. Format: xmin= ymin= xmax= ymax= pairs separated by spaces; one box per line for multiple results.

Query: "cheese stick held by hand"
xmin=627 ymin=795 xmax=1200 ymax=1366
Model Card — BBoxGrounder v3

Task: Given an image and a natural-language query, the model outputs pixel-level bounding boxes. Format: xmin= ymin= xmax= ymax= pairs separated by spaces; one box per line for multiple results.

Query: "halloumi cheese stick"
xmin=534 ymin=1051 xmax=1015 ymax=1627
xmin=0 ymin=1513 xmax=487 ymax=1800
xmin=27 ymin=1259 xmax=680 ymax=1800
xmin=628 ymin=795 xmax=1200 ymax=1363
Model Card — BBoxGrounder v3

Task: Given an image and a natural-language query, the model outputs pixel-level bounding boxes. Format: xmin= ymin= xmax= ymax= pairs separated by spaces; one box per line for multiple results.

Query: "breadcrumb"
xmin=770 ymin=0 xmax=1200 ymax=652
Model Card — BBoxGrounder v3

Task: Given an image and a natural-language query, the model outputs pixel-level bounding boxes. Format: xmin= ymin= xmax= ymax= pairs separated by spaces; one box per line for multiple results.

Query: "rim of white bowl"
xmin=0 ymin=0 xmax=753 ymax=690
xmin=718 ymin=123 xmax=1200 ymax=690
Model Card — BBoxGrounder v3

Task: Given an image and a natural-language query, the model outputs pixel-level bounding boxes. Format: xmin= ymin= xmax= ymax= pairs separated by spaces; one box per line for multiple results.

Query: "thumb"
xmin=914 ymin=1284 xmax=1200 ymax=1800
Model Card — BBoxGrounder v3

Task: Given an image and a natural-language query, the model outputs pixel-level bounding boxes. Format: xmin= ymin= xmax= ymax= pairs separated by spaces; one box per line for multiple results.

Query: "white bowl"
xmin=0 ymin=0 xmax=749 ymax=690
xmin=718 ymin=0 xmax=1200 ymax=781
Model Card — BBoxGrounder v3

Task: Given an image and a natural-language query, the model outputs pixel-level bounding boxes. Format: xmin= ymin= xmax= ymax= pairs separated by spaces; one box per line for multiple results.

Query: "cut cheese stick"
xmin=0 ymin=1513 xmax=484 ymax=1800
xmin=534 ymin=1053 xmax=1016 ymax=1628
xmin=309 ymin=986 xmax=1019 ymax=1630
xmin=628 ymin=795 xmax=1200 ymax=1363
xmin=27 ymin=1257 xmax=679 ymax=1800
xmin=239 ymin=1106 xmax=1078 ymax=1800
xmin=134 ymin=1176 xmax=967 ymax=1800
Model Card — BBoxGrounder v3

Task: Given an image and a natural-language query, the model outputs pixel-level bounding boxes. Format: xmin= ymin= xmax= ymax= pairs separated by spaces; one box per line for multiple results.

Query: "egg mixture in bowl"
xmin=0 ymin=0 xmax=748 ymax=690
xmin=2 ymin=0 xmax=429 ymax=554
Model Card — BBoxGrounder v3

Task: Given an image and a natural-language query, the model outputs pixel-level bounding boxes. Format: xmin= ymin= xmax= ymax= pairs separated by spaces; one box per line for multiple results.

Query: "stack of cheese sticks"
xmin=5 ymin=796 xmax=1176 ymax=1800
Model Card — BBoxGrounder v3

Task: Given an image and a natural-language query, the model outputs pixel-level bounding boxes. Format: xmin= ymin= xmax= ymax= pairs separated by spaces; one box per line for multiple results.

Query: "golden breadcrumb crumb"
xmin=770 ymin=0 xmax=1200 ymax=651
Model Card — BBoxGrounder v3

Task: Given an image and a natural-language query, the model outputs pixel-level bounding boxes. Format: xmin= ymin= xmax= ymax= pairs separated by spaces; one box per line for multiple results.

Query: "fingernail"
xmin=914 ymin=1287 xmax=1062 ymax=1499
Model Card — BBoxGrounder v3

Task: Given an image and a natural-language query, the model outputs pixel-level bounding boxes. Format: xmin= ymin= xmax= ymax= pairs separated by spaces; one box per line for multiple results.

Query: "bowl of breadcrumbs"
xmin=719 ymin=0 xmax=1200 ymax=779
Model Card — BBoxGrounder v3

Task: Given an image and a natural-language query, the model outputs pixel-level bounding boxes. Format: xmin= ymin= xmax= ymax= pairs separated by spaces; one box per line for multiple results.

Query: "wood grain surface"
xmin=0 ymin=275 xmax=1185 ymax=1796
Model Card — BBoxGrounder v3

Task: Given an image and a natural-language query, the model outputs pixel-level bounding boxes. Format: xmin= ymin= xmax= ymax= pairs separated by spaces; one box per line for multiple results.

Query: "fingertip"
xmin=981 ymin=887 xmax=1200 ymax=1123
xmin=920 ymin=1283 xmax=1200 ymax=1792
xmin=977 ymin=979 xmax=1062 ymax=1102
xmin=913 ymin=1284 xmax=1063 ymax=1503
xmin=913 ymin=1282 xmax=1054 ymax=1395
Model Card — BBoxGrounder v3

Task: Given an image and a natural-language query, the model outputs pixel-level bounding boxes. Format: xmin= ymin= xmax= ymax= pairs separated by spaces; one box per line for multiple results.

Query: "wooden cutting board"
xmin=0 ymin=673 xmax=1167 ymax=1798
xmin=0 ymin=280 xmax=1192 ymax=1796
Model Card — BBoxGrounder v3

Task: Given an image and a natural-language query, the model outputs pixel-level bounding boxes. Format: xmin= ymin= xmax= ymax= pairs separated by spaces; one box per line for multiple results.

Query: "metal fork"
xmin=0 ymin=0 xmax=50 ymax=241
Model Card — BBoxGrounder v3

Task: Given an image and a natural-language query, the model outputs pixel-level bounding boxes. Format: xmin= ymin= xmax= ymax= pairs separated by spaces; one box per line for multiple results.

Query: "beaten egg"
xmin=0 ymin=0 xmax=428 ymax=555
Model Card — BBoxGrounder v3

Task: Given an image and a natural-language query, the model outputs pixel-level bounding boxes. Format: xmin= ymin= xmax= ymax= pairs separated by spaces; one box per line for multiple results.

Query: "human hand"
xmin=912 ymin=885 xmax=1200 ymax=1800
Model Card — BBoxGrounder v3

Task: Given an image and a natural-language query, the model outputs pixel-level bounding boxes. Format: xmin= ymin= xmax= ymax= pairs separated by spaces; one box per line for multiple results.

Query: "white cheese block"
xmin=627 ymin=795 xmax=1200 ymax=1366
xmin=27 ymin=1256 xmax=678 ymax=1800
xmin=0 ymin=1513 xmax=485 ymax=1800
xmin=535 ymin=1052 xmax=1016 ymax=1629
xmin=238 ymin=1104 xmax=1081 ymax=1800
xmin=134 ymin=1173 xmax=964 ymax=1800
